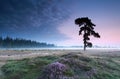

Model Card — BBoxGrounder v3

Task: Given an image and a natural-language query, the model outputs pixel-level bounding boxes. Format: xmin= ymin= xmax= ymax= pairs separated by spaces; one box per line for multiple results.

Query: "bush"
xmin=38 ymin=62 xmax=67 ymax=79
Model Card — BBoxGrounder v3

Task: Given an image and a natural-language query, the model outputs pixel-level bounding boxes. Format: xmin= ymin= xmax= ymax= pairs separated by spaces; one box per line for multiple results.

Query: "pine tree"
xmin=75 ymin=17 xmax=100 ymax=50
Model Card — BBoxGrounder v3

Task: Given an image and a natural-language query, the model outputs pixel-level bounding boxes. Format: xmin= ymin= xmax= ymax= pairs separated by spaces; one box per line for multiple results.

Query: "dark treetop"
xmin=75 ymin=17 xmax=100 ymax=50
xmin=0 ymin=37 xmax=55 ymax=48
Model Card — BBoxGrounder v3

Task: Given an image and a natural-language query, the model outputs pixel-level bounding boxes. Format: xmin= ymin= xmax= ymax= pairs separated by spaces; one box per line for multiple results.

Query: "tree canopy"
xmin=0 ymin=37 xmax=55 ymax=48
xmin=75 ymin=17 xmax=100 ymax=50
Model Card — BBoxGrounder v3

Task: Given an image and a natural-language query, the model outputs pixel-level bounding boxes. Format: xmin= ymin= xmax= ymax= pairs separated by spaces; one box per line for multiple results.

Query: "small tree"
xmin=75 ymin=17 xmax=100 ymax=51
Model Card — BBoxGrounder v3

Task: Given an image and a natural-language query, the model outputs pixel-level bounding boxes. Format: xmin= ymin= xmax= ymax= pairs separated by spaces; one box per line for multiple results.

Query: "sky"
xmin=0 ymin=0 xmax=120 ymax=47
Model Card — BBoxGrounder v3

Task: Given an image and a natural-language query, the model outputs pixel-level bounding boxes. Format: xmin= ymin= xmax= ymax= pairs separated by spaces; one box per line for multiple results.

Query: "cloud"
xmin=0 ymin=0 xmax=69 ymax=28
xmin=57 ymin=16 xmax=83 ymax=46
xmin=0 ymin=0 xmax=70 ymax=41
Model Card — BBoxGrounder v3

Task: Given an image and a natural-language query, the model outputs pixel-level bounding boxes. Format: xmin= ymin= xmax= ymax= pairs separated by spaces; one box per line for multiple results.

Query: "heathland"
xmin=0 ymin=49 xmax=120 ymax=79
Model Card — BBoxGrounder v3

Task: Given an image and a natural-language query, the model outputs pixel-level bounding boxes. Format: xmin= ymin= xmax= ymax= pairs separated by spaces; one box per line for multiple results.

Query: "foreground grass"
xmin=1 ymin=53 xmax=120 ymax=79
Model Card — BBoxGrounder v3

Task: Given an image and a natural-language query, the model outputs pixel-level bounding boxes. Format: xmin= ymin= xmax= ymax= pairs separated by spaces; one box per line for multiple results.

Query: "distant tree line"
xmin=0 ymin=37 xmax=55 ymax=48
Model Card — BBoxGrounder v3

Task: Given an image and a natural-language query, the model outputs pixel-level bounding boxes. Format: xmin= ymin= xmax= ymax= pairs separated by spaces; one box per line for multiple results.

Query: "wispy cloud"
xmin=57 ymin=16 xmax=83 ymax=46
xmin=0 ymin=0 xmax=70 ymax=41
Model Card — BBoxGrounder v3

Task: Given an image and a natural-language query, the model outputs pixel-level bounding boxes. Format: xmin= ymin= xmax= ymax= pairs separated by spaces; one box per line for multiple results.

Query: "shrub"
xmin=38 ymin=62 xmax=67 ymax=79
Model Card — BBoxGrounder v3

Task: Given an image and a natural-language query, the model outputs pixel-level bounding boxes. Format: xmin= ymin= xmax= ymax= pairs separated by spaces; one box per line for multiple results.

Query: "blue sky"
xmin=0 ymin=0 xmax=120 ymax=46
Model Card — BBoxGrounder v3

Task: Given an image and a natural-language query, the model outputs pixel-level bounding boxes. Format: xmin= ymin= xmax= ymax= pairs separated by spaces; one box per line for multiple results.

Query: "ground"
xmin=0 ymin=49 xmax=120 ymax=79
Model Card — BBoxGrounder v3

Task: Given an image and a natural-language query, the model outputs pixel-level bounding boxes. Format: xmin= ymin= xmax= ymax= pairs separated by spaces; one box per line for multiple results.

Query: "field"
xmin=0 ymin=49 xmax=120 ymax=79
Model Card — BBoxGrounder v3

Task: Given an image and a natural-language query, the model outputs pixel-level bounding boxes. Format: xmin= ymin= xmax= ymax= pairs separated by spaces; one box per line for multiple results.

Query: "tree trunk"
xmin=84 ymin=24 xmax=87 ymax=51
xmin=84 ymin=44 xmax=86 ymax=51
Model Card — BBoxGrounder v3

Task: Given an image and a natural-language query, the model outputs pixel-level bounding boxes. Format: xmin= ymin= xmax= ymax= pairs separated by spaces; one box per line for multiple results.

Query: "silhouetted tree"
xmin=75 ymin=17 xmax=100 ymax=51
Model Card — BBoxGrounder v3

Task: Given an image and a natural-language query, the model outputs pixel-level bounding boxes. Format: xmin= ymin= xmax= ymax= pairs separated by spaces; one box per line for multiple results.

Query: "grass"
xmin=1 ymin=53 xmax=120 ymax=79
xmin=1 ymin=56 xmax=58 ymax=79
